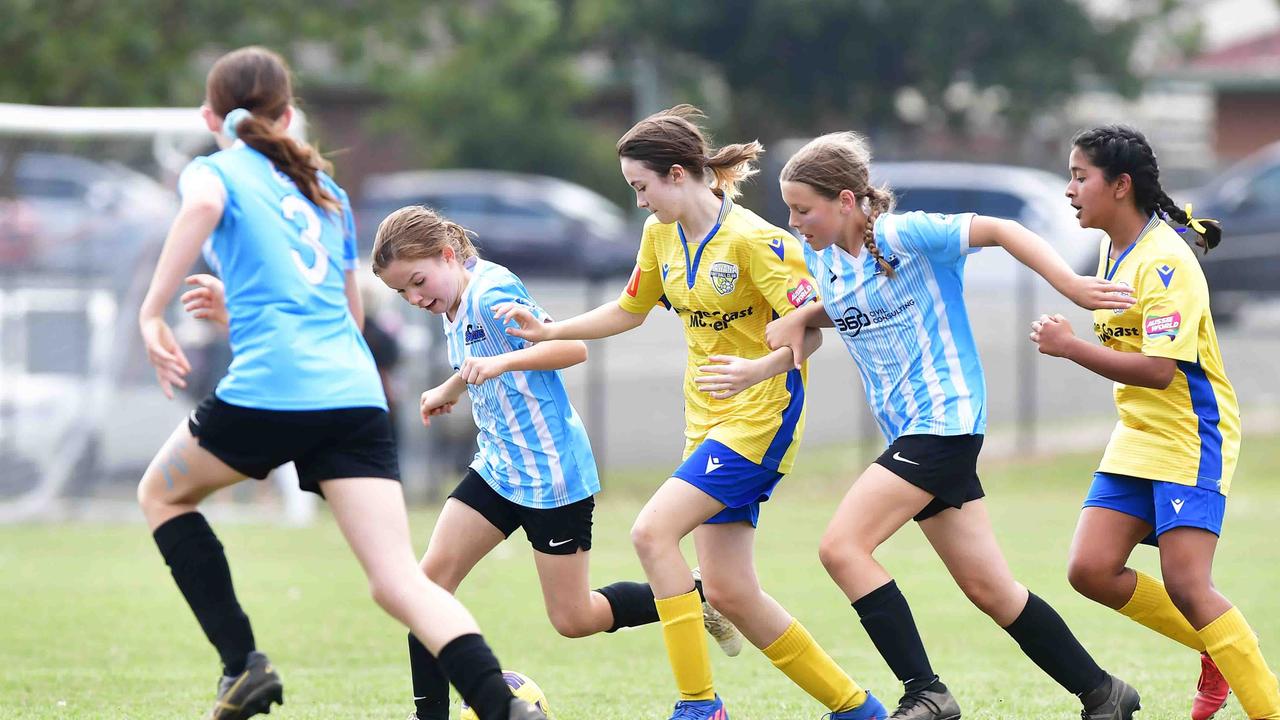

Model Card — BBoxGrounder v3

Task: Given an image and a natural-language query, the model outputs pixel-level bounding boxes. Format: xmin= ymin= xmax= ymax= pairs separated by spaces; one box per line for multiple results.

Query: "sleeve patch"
xmin=787 ymin=277 xmax=816 ymax=307
xmin=1156 ymin=264 xmax=1176 ymax=288
xmin=1145 ymin=311 xmax=1182 ymax=340
xmin=625 ymin=265 xmax=643 ymax=297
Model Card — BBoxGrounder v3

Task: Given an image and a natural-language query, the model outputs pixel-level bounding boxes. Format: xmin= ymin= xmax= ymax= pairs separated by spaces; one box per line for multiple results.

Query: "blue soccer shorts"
xmin=671 ymin=439 xmax=783 ymax=528
xmin=1083 ymin=471 xmax=1226 ymax=545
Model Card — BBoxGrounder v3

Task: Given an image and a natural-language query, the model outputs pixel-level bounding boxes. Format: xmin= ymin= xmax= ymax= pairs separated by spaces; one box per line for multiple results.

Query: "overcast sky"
xmin=1086 ymin=0 xmax=1279 ymax=49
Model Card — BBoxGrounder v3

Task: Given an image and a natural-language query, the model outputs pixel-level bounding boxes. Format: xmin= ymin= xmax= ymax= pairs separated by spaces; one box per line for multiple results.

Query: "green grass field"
xmin=4 ymin=438 xmax=1278 ymax=719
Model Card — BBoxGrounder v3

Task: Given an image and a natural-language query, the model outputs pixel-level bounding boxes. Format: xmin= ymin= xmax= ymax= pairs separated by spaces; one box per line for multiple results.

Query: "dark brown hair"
xmin=616 ymin=104 xmax=762 ymax=200
xmin=206 ymin=46 xmax=339 ymax=213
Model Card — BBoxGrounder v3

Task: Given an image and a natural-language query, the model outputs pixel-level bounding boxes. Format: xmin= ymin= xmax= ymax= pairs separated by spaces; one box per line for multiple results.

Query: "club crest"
xmin=708 ymin=261 xmax=739 ymax=295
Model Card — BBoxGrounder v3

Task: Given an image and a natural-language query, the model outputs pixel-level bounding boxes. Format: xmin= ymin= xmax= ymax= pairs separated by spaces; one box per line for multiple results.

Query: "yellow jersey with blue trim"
xmin=617 ymin=198 xmax=817 ymax=473
xmin=1091 ymin=216 xmax=1240 ymax=495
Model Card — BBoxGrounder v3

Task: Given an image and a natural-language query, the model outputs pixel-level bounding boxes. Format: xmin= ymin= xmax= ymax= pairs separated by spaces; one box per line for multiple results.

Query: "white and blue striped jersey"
xmin=179 ymin=142 xmax=385 ymax=411
xmin=444 ymin=259 xmax=600 ymax=509
xmin=804 ymin=211 xmax=987 ymax=443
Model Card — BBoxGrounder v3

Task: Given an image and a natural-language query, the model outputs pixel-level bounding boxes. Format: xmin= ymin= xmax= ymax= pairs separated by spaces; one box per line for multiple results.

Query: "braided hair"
xmin=1072 ymin=125 xmax=1221 ymax=253
xmin=781 ymin=132 xmax=897 ymax=277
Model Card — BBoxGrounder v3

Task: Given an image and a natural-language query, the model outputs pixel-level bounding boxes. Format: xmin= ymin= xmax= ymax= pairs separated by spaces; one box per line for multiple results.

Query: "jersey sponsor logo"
xmin=833 ymin=298 xmax=917 ymax=337
xmin=769 ymin=236 xmax=785 ymax=261
xmin=680 ymin=305 xmax=754 ymax=331
xmin=787 ymin=277 xmax=816 ymax=307
xmin=1145 ymin=311 xmax=1181 ymax=340
xmin=1156 ymin=264 xmax=1176 ymax=288
xmin=709 ymin=260 xmax=739 ymax=295
xmin=872 ymin=254 xmax=902 ymax=276
xmin=1094 ymin=322 xmax=1141 ymax=342
xmin=625 ymin=265 xmax=643 ymax=297
xmin=464 ymin=323 xmax=487 ymax=345
xmin=834 ymin=306 xmax=872 ymax=336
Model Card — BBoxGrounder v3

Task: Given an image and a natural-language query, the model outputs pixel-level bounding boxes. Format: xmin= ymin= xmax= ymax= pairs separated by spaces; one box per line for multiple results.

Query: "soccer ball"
xmin=460 ymin=671 xmax=551 ymax=719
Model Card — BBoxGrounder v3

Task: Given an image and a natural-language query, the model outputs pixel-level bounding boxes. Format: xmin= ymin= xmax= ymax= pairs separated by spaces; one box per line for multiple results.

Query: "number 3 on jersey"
xmin=280 ymin=195 xmax=329 ymax=284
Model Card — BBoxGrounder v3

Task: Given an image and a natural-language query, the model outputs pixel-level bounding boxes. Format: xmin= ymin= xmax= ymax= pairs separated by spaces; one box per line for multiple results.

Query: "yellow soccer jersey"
xmin=1091 ymin=216 xmax=1240 ymax=494
xmin=617 ymin=198 xmax=817 ymax=473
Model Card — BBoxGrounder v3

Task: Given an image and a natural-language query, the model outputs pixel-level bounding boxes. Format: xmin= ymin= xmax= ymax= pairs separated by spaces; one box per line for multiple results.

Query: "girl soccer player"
xmin=367 ymin=205 xmax=742 ymax=720
xmin=1030 ymin=124 xmax=1280 ymax=720
xmin=136 ymin=46 xmax=544 ymax=720
xmin=496 ymin=106 xmax=889 ymax=720
xmin=761 ymin=132 xmax=1140 ymax=720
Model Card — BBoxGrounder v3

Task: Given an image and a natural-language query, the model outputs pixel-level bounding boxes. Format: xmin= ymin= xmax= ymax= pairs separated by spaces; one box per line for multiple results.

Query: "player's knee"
xmin=817 ymin=531 xmax=859 ymax=578
xmin=546 ymin=607 xmax=595 ymax=639
xmin=629 ymin=517 xmax=668 ymax=560
xmin=700 ymin=579 xmax=753 ymax=622
xmin=1163 ymin=575 xmax=1211 ymax=616
xmin=419 ymin=551 xmax=462 ymax=594
xmin=954 ymin=574 xmax=1008 ymax=617
xmin=1066 ymin=557 xmax=1108 ymax=600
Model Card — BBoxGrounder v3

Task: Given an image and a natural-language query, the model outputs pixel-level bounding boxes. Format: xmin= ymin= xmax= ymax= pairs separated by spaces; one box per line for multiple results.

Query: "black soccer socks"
xmin=436 ymin=633 xmax=512 ymax=720
xmin=152 ymin=512 xmax=256 ymax=676
xmin=597 ymin=581 xmax=660 ymax=632
xmin=852 ymin=580 xmax=939 ymax=692
xmin=408 ymin=632 xmax=450 ymax=720
xmin=1003 ymin=591 xmax=1109 ymax=696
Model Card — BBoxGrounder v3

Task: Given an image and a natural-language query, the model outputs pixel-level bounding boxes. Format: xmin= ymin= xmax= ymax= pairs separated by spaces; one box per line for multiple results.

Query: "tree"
xmin=611 ymin=0 xmax=1145 ymax=140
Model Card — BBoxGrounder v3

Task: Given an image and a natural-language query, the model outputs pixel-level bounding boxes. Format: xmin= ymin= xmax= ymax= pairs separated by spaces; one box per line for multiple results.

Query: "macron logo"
xmin=1171 ymin=498 xmax=1185 ymax=514
xmin=705 ymin=456 xmax=723 ymax=474
xmin=1157 ymin=264 xmax=1175 ymax=288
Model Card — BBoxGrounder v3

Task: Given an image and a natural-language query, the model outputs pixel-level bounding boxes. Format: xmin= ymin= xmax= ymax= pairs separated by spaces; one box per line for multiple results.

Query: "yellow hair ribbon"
xmin=1182 ymin=203 xmax=1217 ymax=234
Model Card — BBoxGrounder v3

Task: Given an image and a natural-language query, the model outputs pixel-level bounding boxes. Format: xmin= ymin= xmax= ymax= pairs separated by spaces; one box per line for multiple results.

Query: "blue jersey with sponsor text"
xmin=443 ymin=258 xmax=599 ymax=509
xmin=179 ymin=143 xmax=385 ymax=411
xmin=804 ymin=211 xmax=986 ymax=442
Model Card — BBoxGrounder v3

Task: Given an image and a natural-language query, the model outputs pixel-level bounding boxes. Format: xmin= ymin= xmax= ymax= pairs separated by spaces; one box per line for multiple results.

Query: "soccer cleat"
xmin=1192 ymin=652 xmax=1231 ymax=720
xmin=889 ymin=681 xmax=961 ymax=720
xmin=205 ymin=651 xmax=283 ymax=720
xmin=691 ymin=567 xmax=744 ymax=657
xmin=669 ymin=695 xmax=729 ymax=720
xmin=508 ymin=698 xmax=549 ymax=720
xmin=1080 ymin=674 xmax=1141 ymax=720
xmin=826 ymin=691 xmax=889 ymax=719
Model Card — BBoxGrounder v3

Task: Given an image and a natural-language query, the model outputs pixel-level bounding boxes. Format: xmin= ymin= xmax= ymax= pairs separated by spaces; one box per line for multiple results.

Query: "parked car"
xmin=870 ymin=162 xmax=1103 ymax=287
xmin=0 ymin=150 xmax=176 ymax=292
xmin=1181 ymin=141 xmax=1280 ymax=322
xmin=356 ymin=170 xmax=637 ymax=279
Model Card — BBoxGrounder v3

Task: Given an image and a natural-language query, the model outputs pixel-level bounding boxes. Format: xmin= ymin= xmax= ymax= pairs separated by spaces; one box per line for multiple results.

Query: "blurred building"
xmin=1180 ymin=29 xmax=1280 ymax=163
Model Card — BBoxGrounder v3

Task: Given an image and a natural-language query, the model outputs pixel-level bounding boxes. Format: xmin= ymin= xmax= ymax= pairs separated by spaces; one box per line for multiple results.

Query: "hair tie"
xmin=1175 ymin=202 xmax=1217 ymax=235
xmin=222 ymin=108 xmax=252 ymax=140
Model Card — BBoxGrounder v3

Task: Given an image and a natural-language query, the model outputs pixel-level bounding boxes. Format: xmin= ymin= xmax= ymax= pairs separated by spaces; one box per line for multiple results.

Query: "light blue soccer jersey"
xmin=804 ymin=211 xmax=987 ymax=442
xmin=444 ymin=259 xmax=600 ymax=509
xmin=178 ymin=143 xmax=385 ymax=411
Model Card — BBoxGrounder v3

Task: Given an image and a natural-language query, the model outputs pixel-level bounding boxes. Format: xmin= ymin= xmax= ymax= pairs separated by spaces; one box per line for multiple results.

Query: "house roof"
xmin=1179 ymin=29 xmax=1280 ymax=89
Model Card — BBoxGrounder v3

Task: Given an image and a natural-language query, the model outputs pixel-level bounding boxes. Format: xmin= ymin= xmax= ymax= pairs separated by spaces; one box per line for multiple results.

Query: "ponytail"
xmin=705 ymin=141 xmax=763 ymax=201
xmin=206 ymin=46 xmax=340 ymax=214
xmin=371 ymin=205 xmax=479 ymax=275
xmin=234 ymin=112 xmax=340 ymax=214
xmin=617 ymin=104 xmax=762 ymax=199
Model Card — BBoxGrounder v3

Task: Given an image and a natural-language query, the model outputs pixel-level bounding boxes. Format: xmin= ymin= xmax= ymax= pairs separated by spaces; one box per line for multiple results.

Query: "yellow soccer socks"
xmin=656 ymin=589 xmax=715 ymax=701
xmin=1199 ymin=606 xmax=1280 ymax=719
xmin=763 ymin=618 xmax=868 ymax=712
xmin=1118 ymin=571 xmax=1206 ymax=651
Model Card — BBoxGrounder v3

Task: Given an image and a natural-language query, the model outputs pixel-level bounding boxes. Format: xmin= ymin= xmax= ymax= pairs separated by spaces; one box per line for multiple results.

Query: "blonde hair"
xmin=616 ymin=104 xmax=762 ymax=200
xmin=370 ymin=205 xmax=479 ymax=274
xmin=781 ymin=132 xmax=896 ymax=277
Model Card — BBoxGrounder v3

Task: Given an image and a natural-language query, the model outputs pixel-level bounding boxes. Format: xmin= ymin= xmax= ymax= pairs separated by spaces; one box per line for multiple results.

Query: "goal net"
xmin=0 ymin=102 xmax=316 ymax=524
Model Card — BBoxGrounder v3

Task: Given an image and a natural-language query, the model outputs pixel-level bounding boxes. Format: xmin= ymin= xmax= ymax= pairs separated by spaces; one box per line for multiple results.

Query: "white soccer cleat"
xmin=691 ymin=567 xmax=744 ymax=657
